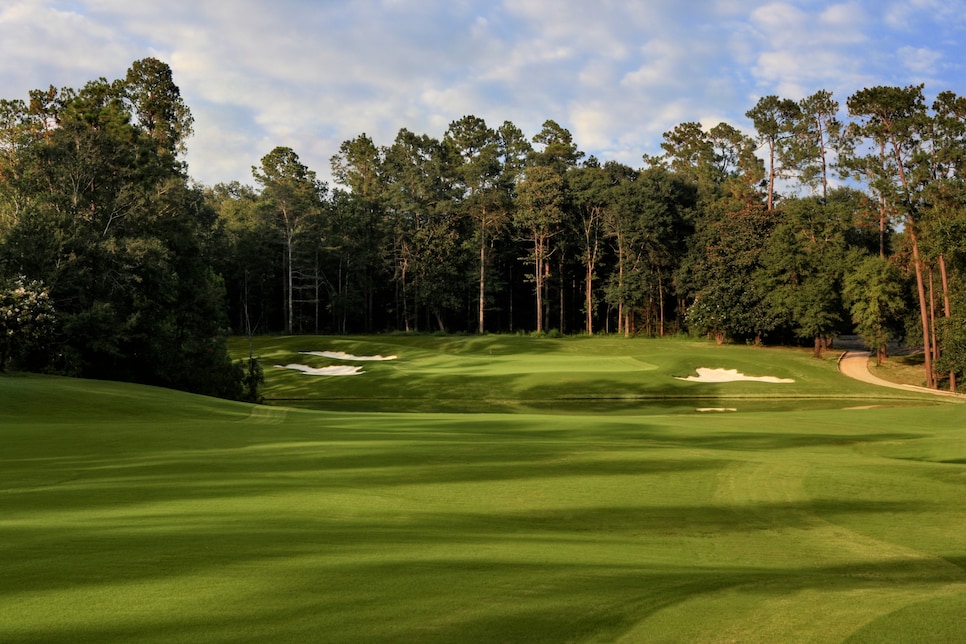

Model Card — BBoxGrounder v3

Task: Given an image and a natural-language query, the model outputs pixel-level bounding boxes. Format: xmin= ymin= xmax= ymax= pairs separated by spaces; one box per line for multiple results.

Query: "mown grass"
xmin=2 ymin=336 xmax=965 ymax=642
xmin=231 ymin=334 xmax=938 ymax=413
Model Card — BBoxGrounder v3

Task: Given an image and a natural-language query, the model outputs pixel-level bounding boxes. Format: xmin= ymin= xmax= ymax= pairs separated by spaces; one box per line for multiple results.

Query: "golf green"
xmin=2 ymin=336 xmax=964 ymax=642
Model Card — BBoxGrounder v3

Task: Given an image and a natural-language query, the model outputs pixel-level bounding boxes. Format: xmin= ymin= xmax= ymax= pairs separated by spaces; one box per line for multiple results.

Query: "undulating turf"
xmin=231 ymin=334 xmax=940 ymax=413
xmin=2 ymin=336 xmax=965 ymax=642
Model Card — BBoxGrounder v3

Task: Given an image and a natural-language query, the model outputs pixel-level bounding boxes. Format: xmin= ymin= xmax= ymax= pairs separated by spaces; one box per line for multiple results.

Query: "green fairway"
xmin=230 ymin=334 xmax=940 ymax=413
xmin=2 ymin=337 xmax=965 ymax=642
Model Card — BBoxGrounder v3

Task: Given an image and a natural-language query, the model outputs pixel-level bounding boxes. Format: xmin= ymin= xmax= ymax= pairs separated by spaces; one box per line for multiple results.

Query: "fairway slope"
xmin=3 ymin=339 xmax=965 ymax=642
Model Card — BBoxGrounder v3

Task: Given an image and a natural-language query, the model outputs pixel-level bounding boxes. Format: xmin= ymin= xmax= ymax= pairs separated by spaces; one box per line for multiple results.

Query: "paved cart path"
xmin=838 ymin=350 xmax=962 ymax=397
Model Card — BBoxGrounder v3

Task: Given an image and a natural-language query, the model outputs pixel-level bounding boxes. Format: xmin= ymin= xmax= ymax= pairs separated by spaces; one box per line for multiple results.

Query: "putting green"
xmin=2 ymin=337 xmax=964 ymax=642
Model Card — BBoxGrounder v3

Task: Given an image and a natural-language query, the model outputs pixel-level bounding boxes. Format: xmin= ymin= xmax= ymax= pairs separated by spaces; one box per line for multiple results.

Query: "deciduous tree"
xmin=846 ymin=84 xmax=934 ymax=385
xmin=252 ymin=146 xmax=327 ymax=334
xmin=515 ymin=165 xmax=564 ymax=332
xmin=843 ymin=255 xmax=907 ymax=365
xmin=445 ymin=115 xmax=506 ymax=333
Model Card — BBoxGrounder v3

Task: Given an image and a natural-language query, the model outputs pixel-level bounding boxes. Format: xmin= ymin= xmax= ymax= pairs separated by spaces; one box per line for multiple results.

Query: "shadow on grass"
xmin=4 ymin=498 xmax=965 ymax=643
xmin=259 ymin=360 xmax=939 ymax=415
xmin=1 ymin=493 xmax=950 ymax=594
xmin=4 ymin=371 xmax=964 ymax=641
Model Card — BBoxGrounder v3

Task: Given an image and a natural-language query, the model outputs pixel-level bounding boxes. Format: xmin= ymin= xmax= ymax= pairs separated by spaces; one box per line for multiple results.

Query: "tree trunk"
xmin=767 ymin=140 xmax=776 ymax=211
xmin=314 ymin=250 xmax=321 ymax=334
xmin=401 ymin=254 xmax=410 ymax=333
xmin=877 ymin=141 xmax=888 ymax=259
xmin=929 ymin=266 xmax=939 ymax=380
xmin=285 ymin=229 xmax=294 ymax=334
xmin=658 ymin=267 xmax=665 ymax=337
xmin=478 ymin=233 xmax=486 ymax=334
xmin=879 ymin=195 xmax=887 ymax=259
xmin=534 ymin=237 xmax=544 ymax=333
xmin=585 ymin=252 xmax=594 ymax=335
xmin=890 ymin=130 xmax=933 ymax=388
xmin=940 ymin=254 xmax=956 ymax=391
xmin=558 ymin=254 xmax=565 ymax=333
xmin=818 ymin=117 xmax=829 ymax=200
xmin=617 ymin=236 xmax=626 ymax=337
xmin=909 ymin=224 xmax=935 ymax=388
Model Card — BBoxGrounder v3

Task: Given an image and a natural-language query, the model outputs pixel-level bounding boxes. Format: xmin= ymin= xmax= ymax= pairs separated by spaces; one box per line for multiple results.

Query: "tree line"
xmin=0 ymin=59 xmax=244 ymax=397
xmin=2 ymin=59 xmax=965 ymax=395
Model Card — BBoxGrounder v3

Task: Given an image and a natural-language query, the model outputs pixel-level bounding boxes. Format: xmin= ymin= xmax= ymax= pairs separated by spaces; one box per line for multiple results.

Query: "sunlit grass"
xmin=2 ymin=337 xmax=965 ymax=642
xmin=230 ymin=334 xmax=939 ymax=413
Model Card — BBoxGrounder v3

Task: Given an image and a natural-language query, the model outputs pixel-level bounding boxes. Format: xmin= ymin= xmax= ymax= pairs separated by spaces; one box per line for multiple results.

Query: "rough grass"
xmin=869 ymin=352 xmax=931 ymax=388
xmin=2 ymin=337 xmax=965 ymax=642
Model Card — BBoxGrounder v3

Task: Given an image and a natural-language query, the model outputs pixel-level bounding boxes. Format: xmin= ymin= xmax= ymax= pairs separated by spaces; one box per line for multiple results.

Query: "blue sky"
xmin=2 ymin=0 xmax=965 ymax=187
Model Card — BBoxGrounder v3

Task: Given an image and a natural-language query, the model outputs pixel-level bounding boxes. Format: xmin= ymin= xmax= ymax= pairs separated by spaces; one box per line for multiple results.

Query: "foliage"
xmin=746 ymin=94 xmax=801 ymax=209
xmin=935 ymin=315 xmax=966 ymax=389
xmin=239 ymin=355 xmax=265 ymax=403
xmin=0 ymin=275 xmax=56 ymax=371
xmin=756 ymin=193 xmax=863 ymax=355
xmin=0 ymin=59 xmax=241 ymax=397
xmin=793 ymin=90 xmax=844 ymax=198
xmin=843 ymin=255 xmax=907 ymax=364
xmin=515 ymin=165 xmax=565 ymax=333
xmin=680 ymin=189 xmax=777 ymax=343
xmin=252 ymin=146 xmax=329 ymax=334
xmin=601 ymin=165 xmax=695 ymax=336
xmin=444 ymin=115 xmax=515 ymax=334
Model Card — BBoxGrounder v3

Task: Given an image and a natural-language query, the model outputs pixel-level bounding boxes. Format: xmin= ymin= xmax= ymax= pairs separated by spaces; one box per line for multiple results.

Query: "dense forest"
xmin=2 ymin=59 xmax=966 ymax=395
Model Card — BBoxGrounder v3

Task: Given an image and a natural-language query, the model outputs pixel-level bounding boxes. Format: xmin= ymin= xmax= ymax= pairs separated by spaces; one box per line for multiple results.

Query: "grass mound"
xmin=2 ymin=336 xmax=964 ymax=642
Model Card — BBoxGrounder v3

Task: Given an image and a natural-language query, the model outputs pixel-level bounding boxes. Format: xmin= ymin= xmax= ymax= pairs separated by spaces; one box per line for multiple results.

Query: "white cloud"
xmin=0 ymin=2 xmax=134 ymax=92
xmin=621 ymin=39 xmax=696 ymax=90
xmin=899 ymin=46 xmax=943 ymax=73
xmin=750 ymin=2 xmax=810 ymax=42
xmin=819 ymin=2 xmax=868 ymax=39
xmin=3 ymin=0 xmax=966 ymax=188
xmin=885 ymin=0 xmax=966 ymax=31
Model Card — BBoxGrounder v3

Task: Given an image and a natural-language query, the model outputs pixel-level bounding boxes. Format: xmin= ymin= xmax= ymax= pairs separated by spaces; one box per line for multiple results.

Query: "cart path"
xmin=838 ymin=350 xmax=962 ymax=397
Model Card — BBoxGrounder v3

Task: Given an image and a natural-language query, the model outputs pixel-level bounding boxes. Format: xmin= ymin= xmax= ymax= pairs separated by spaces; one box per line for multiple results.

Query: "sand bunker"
xmin=299 ymin=350 xmax=398 ymax=361
xmin=677 ymin=368 xmax=794 ymax=384
xmin=275 ymin=364 xmax=364 ymax=376
xmin=276 ymin=350 xmax=397 ymax=376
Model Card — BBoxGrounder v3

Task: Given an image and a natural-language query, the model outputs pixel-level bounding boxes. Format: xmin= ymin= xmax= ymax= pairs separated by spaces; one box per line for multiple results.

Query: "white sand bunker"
xmin=677 ymin=368 xmax=795 ymax=384
xmin=276 ymin=350 xmax=397 ymax=376
xmin=299 ymin=350 xmax=398 ymax=361
xmin=275 ymin=364 xmax=363 ymax=376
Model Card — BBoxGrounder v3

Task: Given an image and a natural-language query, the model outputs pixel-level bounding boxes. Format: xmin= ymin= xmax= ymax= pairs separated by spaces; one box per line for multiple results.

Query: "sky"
xmin=2 ymin=0 xmax=965 ymax=188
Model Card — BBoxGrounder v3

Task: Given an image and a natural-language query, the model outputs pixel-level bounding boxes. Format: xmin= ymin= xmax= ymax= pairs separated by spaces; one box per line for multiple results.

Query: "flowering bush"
xmin=0 ymin=276 xmax=57 ymax=371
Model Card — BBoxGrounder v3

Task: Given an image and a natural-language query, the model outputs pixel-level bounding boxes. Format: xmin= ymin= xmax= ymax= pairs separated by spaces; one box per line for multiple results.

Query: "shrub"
xmin=0 ymin=276 xmax=57 ymax=372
